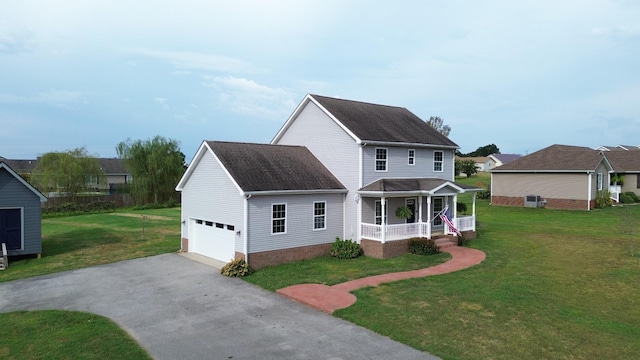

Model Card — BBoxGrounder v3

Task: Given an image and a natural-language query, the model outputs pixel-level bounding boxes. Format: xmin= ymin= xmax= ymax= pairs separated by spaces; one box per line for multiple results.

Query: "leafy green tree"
xmin=32 ymin=147 xmax=105 ymax=200
xmin=457 ymin=159 xmax=480 ymax=177
xmin=116 ymin=136 xmax=185 ymax=204
xmin=458 ymin=144 xmax=501 ymax=157
xmin=426 ymin=116 xmax=451 ymax=137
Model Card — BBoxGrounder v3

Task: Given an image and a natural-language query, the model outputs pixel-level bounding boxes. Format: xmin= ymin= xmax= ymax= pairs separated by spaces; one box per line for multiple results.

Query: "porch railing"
xmin=362 ymin=216 xmax=476 ymax=242
xmin=609 ymin=185 xmax=621 ymax=203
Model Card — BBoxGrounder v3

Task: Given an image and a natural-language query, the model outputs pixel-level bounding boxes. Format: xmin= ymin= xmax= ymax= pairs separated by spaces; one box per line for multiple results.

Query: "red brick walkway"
xmin=276 ymin=246 xmax=486 ymax=314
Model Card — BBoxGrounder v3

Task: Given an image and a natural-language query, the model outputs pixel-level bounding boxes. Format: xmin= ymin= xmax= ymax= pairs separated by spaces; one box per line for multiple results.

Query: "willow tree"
xmin=32 ymin=147 xmax=105 ymax=200
xmin=116 ymin=136 xmax=185 ymax=204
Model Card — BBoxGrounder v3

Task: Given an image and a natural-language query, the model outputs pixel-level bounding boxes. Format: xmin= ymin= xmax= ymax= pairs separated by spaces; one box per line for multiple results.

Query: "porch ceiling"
xmin=358 ymin=177 xmax=481 ymax=197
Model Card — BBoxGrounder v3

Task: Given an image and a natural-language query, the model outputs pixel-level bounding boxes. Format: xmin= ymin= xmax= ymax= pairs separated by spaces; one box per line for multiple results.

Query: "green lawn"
xmin=1 ymin=207 xmax=181 ymax=359
xmin=0 ymin=207 xmax=181 ymax=283
xmin=0 ymin=310 xmax=151 ymax=359
xmin=247 ymin=198 xmax=640 ymax=359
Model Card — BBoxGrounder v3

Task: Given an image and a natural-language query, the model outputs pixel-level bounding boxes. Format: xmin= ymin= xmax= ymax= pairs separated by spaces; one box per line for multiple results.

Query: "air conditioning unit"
xmin=524 ymin=195 xmax=545 ymax=208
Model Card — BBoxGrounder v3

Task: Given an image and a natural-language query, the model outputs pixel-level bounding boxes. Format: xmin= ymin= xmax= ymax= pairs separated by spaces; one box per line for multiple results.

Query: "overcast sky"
xmin=1 ymin=0 xmax=639 ymax=161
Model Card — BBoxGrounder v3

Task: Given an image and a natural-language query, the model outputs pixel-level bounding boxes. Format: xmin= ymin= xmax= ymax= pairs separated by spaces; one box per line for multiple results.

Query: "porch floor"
xmin=276 ymin=246 xmax=486 ymax=314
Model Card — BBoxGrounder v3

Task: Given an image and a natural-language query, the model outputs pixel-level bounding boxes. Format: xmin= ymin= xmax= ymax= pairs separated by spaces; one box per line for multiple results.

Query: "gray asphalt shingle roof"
xmin=492 ymin=144 xmax=605 ymax=172
xmin=359 ymin=178 xmax=480 ymax=192
xmin=604 ymin=150 xmax=640 ymax=172
xmin=311 ymin=95 xmax=458 ymax=147
xmin=207 ymin=141 xmax=346 ymax=192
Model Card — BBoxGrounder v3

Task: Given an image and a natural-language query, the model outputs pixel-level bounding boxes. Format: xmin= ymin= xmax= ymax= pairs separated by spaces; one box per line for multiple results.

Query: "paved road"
xmin=0 ymin=254 xmax=439 ymax=360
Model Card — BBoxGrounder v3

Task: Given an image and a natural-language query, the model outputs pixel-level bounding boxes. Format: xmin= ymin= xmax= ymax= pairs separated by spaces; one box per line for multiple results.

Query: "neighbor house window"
xmin=408 ymin=149 xmax=415 ymax=165
xmin=433 ymin=151 xmax=443 ymax=172
xmin=375 ymin=148 xmax=388 ymax=171
xmin=313 ymin=201 xmax=326 ymax=230
xmin=637 ymin=175 xmax=640 ymax=189
xmin=272 ymin=203 xmax=286 ymax=234
xmin=597 ymin=173 xmax=603 ymax=191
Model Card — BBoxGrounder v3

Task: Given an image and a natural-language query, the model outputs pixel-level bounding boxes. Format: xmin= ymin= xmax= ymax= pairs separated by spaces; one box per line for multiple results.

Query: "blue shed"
xmin=0 ymin=162 xmax=47 ymax=257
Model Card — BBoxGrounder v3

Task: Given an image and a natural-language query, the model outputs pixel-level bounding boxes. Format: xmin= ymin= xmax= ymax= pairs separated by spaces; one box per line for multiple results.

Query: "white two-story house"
xmin=176 ymin=94 xmax=480 ymax=268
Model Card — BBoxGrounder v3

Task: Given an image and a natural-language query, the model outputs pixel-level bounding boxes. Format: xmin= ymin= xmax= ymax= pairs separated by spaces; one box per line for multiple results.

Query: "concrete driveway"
xmin=0 ymin=254 xmax=439 ymax=360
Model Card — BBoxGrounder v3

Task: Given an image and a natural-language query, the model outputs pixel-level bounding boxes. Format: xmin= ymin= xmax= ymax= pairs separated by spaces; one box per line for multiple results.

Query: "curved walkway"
xmin=276 ymin=246 xmax=486 ymax=314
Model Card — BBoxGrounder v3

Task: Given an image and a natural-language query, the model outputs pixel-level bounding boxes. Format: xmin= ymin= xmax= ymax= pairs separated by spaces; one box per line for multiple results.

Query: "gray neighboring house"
xmin=597 ymin=147 xmax=640 ymax=200
xmin=0 ymin=162 xmax=47 ymax=257
xmin=177 ymin=94 xmax=481 ymax=268
xmin=176 ymin=141 xmax=347 ymax=269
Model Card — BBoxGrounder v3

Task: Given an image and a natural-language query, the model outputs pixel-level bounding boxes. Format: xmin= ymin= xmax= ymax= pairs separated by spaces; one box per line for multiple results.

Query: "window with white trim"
xmin=408 ymin=149 xmax=415 ymax=165
xmin=597 ymin=173 xmax=603 ymax=191
xmin=272 ymin=203 xmax=286 ymax=234
xmin=375 ymin=148 xmax=388 ymax=171
xmin=313 ymin=201 xmax=326 ymax=230
xmin=433 ymin=151 xmax=443 ymax=172
xmin=374 ymin=200 xmax=387 ymax=225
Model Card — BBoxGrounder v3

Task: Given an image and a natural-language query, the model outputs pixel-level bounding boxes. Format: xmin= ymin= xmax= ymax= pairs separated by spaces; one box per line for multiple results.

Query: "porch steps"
xmin=0 ymin=243 xmax=7 ymax=271
xmin=434 ymin=236 xmax=457 ymax=249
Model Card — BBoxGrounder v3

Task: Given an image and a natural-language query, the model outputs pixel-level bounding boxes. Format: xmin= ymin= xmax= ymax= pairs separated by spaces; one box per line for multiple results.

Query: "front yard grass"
xmin=0 ymin=310 xmax=151 ymax=359
xmin=0 ymin=207 xmax=181 ymax=283
xmin=247 ymin=201 xmax=640 ymax=359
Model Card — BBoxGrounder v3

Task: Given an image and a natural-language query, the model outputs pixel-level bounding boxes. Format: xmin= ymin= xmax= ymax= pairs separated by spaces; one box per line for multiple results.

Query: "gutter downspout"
xmin=243 ymin=194 xmax=250 ymax=264
xmin=587 ymin=172 xmax=592 ymax=211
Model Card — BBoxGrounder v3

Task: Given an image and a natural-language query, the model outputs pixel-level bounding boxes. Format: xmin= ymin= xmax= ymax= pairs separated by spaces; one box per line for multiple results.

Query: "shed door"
xmin=191 ymin=219 xmax=236 ymax=262
xmin=0 ymin=209 xmax=22 ymax=250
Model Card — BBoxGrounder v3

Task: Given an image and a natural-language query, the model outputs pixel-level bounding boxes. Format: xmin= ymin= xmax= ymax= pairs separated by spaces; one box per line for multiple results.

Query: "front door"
xmin=0 ymin=208 xmax=22 ymax=250
xmin=432 ymin=197 xmax=444 ymax=229
xmin=405 ymin=198 xmax=416 ymax=223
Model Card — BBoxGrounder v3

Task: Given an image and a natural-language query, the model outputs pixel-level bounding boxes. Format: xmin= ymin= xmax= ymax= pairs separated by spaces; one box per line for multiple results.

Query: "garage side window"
xmin=272 ymin=203 xmax=286 ymax=234
xmin=313 ymin=201 xmax=326 ymax=230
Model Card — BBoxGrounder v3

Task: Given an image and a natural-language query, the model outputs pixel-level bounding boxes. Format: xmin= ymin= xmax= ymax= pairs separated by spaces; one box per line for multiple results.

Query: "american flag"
xmin=440 ymin=214 xmax=462 ymax=237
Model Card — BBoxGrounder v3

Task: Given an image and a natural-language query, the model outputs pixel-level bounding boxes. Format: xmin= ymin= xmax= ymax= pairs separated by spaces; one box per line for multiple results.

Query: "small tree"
xmin=425 ymin=116 xmax=451 ymax=137
xmin=458 ymin=159 xmax=480 ymax=177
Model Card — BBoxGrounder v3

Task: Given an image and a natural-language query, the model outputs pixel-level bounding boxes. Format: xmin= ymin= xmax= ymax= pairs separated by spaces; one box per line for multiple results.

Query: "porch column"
xmin=453 ymin=194 xmax=458 ymax=222
xmin=418 ymin=196 xmax=423 ymax=237
xmin=381 ymin=196 xmax=386 ymax=244
xmin=472 ymin=192 xmax=477 ymax=231
xmin=426 ymin=196 xmax=432 ymax=239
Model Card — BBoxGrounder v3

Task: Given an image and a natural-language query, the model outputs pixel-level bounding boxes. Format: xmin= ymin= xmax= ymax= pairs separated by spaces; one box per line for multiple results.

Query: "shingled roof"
xmin=207 ymin=141 xmax=346 ymax=192
xmin=492 ymin=145 xmax=606 ymax=172
xmin=310 ymin=95 xmax=458 ymax=147
xmin=603 ymin=150 xmax=640 ymax=173
xmin=359 ymin=178 xmax=480 ymax=193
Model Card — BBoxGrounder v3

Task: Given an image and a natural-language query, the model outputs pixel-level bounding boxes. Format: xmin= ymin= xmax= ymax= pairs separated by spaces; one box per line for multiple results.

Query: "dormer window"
xmin=375 ymin=148 xmax=388 ymax=171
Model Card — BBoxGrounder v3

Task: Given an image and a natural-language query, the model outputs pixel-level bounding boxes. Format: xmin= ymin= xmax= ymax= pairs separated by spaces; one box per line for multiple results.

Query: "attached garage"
xmin=189 ymin=219 xmax=236 ymax=262
xmin=0 ymin=162 xmax=47 ymax=257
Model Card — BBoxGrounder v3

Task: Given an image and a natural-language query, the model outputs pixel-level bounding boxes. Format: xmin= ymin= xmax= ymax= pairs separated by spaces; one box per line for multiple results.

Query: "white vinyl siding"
xmin=313 ymin=201 xmax=326 ymax=230
xmin=180 ymin=150 xmax=244 ymax=253
xmin=434 ymin=151 xmax=443 ymax=172
xmin=272 ymin=203 xmax=287 ymax=234
xmin=408 ymin=149 xmax=415 ymax=165
xmin=375 ymin=148 xmax=388 ymax=171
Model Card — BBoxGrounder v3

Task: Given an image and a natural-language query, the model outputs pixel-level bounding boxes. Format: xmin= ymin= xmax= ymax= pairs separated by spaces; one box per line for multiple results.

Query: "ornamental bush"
xmin=408 ymin=237 xmax=440 ymax=255
xmin=330 ymin=237 xmax=361 ymax=259
xmin=621 ymin=192 xmax=639 ymax=203
xmin=595 ymin=190 xmax=613 ymax=209
xmin=220 ymin=258 xmax=253 ymax=277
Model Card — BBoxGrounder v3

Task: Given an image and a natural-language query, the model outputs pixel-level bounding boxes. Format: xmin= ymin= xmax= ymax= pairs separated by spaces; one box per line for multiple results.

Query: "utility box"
xmin=524 ymin=195 xmax=545 ymax=208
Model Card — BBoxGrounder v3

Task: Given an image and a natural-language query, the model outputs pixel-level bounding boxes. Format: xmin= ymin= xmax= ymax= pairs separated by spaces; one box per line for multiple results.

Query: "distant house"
xmin=177 ymin=94 xmax=481 ymax=268
xmin=487 ymin=153 xmax=520 ymax=170
xmin=490 ymin=144 xmax=640 ymax=210
xmin=0 ymin=157 xmax=130 ymax=193
xmin=0 ymin=162 xmax=47 ymax=257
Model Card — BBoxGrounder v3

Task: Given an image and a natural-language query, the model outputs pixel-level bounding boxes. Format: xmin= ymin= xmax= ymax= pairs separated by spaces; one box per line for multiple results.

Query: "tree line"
xmin=31 ymin=135 xmax=185 ymax=205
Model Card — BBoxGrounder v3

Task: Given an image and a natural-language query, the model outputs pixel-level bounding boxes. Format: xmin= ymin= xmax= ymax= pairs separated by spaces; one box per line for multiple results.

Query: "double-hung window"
xmin=433 ymin=151 xmax=443 ymax=172
xmin=375 ymin=148 xmax=388 ymax=171
xmin=272 ymin=203 xmax=286 ymax=234
xmin=313 ymin=202 xmax=326 ymax=230
xmin=597 ymin=173 xmax=603 ymax=191
xmin=374 ymin=200 xmax=387 ymax=225
xmin=408 ymin=149 xmax=415 ymax=165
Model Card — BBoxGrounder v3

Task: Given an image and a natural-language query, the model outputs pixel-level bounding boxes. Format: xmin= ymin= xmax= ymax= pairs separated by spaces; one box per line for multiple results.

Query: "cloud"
xmin=0 ymin=90 xmax=83 ymax=106
xmin=153 ymin=97 xmax=169 ymax=109
xmin=591 ymin=23 xmax=640 ymax=38
xmin=127 ymin=48 xmax=256 ymax=73
xmin=207 ymin=76 xmax=296 ymax=119
xmin=0 ymin=31 xmax=32 ymax=54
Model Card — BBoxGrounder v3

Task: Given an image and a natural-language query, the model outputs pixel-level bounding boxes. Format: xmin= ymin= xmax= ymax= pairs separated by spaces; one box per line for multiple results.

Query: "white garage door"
xmin=190 ymin=219 xmax=236 ymax=262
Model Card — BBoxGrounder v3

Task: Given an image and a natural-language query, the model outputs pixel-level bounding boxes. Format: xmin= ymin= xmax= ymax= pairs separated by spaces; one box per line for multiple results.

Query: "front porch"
xmin=361 ymin=215 xmax=476 ymax=242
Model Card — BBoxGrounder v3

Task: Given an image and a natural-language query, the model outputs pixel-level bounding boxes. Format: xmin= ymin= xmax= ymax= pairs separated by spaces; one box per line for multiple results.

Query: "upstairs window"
xmin=408 ymin=149 xmax=415 ymax=165
xmin=313 ymin=202 xmax=326 ymax=230
xmin=434 ymin=151 xmax=443 ymax=172
xmin=272 ymin=203 xmax=286 ymax=234
xmin=375 ymin=148 xmax=388 ymax=171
